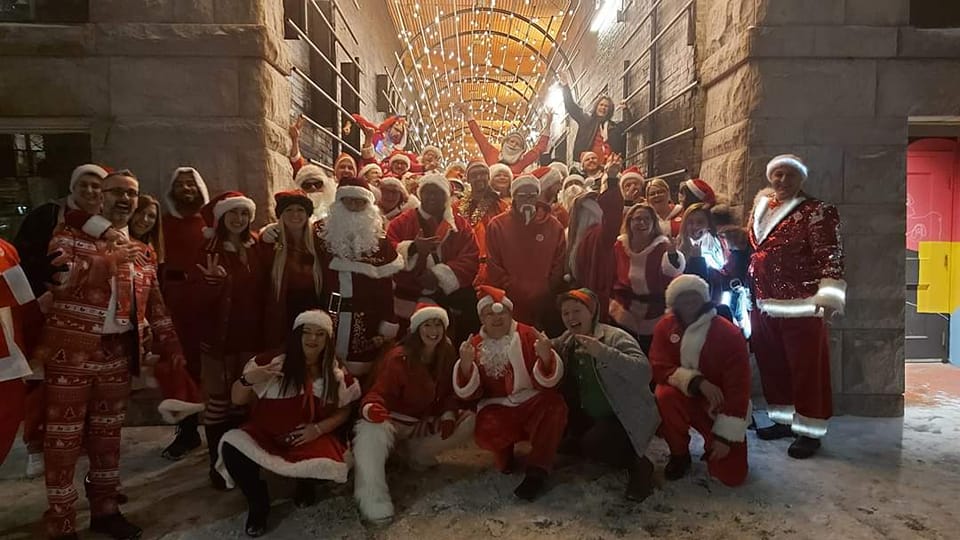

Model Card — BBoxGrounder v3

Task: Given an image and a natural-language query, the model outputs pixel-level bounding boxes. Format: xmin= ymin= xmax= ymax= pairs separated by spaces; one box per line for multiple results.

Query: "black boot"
xmin=513 ymin=467 xmax=548 ymax=501
xmin=756 ymin=422 xmax=794 ymax=441
xmin=244 ymin=480 xmax=270 ymax=537
xmin=293 ymin=479 xmax=316 ymax=508
xmin=664 ymin=454 xmax=692 ymax=481
xmin=625 ymin=456 xmax=655 ymax=501
xmin=161 ymin=414 xmax=202 ymax=461
xmin=51 ymin=535 xmax=79 ymax=540
xmin=787 ymin=436 xmax=821 ymax=459
xmin=205 ymin=423 xmax=231 ymax=491
xmin=84 ymin=474 xmax=129 ymax=505
xmin=90 ymin=512 xmax=142 ymax=539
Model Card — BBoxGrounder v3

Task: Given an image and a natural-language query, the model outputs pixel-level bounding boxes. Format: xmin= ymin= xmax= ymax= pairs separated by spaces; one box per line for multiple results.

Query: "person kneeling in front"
xmin=649 ymin=275 xmax=751 ymax=487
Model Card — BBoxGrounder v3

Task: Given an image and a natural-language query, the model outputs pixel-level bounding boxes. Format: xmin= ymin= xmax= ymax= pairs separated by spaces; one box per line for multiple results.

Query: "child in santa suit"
xmin=649 ymin=275 xmax=751 ymax=487
xmin=454 ymin=286 xmax=567 ymax=501
xmin=352 ymin=303 xmax=476 ymax=523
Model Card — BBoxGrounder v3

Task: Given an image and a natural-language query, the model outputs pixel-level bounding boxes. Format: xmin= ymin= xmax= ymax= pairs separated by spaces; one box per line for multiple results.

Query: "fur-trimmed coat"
xmin=360 ymin=345 xmax=459 ymax=423
xmin=609 ymin=235 xmax=685 ymax=336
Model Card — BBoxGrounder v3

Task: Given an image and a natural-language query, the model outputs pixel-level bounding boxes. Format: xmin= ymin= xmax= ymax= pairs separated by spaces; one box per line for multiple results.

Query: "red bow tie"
xmin=768 ymin=198 xmax=783 ymax=209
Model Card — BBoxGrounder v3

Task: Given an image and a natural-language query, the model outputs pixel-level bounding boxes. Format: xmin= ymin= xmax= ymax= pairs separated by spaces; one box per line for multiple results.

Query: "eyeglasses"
xmin=301 ymin=180 xmax=323 ymax=189
xmin=104 ymin=188 xmax=140 ymax=199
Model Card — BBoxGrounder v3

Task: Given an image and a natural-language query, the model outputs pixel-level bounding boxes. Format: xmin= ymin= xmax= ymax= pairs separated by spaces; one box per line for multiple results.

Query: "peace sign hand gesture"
xmin=196 ymin=253 xmax=227 ymax=284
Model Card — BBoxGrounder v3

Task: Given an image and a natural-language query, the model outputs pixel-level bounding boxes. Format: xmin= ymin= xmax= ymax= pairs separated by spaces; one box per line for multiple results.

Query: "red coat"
xmin=453 ymin=195 xmax=508 ymax=286
xmin=361 ymin=345 xmax=459 ymax=423
xmin=484 ymin=210 xmax=566 ymax=326
xmin=748 ymin=189 xmax=845 ymax=318
xmin=387 ymin=208 xmax=479 ymax=318
xmin=257 ymin=232 xmax=324 ymax=349
xmin=453 ymin=322 xmax=563 ymax=410
xmin=609 ymin=235 xmax=685 ymax=336
xmin=569 ymin=182 xmax=624 ymax=320
xmin=0 ymin=239 xmax=40 ymax=382
xmin=649 ymin=311 xmax=751 ymax=443
xmin=161 ymin=213 xmax=208 ymax=370
xmin=467 ymin=119 xmax=548 ymax=175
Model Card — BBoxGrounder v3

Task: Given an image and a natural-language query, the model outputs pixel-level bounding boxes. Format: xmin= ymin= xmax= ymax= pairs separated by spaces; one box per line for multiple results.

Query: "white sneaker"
xmin=25 ymin=452 xmax=44 ymax=479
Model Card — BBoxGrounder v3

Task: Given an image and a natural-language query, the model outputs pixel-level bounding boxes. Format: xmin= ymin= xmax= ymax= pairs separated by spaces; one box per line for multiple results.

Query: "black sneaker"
xmin=513 ymin=467 xmax=547 ymax=501
xmin=90 ymin=512 xmax=142 ymax=540
xmin=161 ymin=421 xmax=202 ymax=461
xmin=84 ymin=474 xmax=129 ymax=505
xmin=756 ymin=423 xmax=794 ymax=441
xmin=664 ymin=454 xmax=692 ymax=481
xmin=245 ymin=484 xmax=270 ymax=537
xmin=209 ymin=468 xmax=227 ymax=491
xmin=625 ymin=456 xmax=655 ymax=501
xmin=788 ymin=436 xmax=821 ymax=459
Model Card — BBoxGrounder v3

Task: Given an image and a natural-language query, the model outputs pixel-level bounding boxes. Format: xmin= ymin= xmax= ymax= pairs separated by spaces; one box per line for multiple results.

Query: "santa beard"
xmin=520 ymin=204 xmax=537 ymax=225
xmin=560 ymin=185 xmax=585 ymax=211
xmin=309 ymin=189 xmax=336 ymax=220
xmin=499 ymin=145 xmax=523 ymax=165
xmin=479 ymin=334 xmax=512 ymax=378
xmin=322 ymin=201 xmax=384 ymax=260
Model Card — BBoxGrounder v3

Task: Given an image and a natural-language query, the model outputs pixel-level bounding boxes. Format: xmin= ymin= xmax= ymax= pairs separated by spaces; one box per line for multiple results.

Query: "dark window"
xmin=283 ymin=0 xmax=307 ymax=39
xmin=911 ymin=0 xmax=960 ymax=28
xmin=0 ymin=0 xmax=88 ymax=23
xmin=0 ymin=133 xmax=91 ymax=240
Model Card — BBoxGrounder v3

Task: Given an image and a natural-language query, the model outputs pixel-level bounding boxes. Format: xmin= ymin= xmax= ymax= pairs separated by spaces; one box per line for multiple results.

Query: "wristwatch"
xmin=239 ymin=374 xmax=254 ymax=387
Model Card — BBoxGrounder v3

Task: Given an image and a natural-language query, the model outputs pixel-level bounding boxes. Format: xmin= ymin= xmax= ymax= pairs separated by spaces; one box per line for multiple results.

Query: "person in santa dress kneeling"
xmin=353 ymin=303 xmax=476 ymax=523
xmin=216 ymin=310 xmax=360 ymax=537
xmin=454 ymin=286 xmax=567 ymax=501
xmin=649 ymin=275 xmax=751 ymax=487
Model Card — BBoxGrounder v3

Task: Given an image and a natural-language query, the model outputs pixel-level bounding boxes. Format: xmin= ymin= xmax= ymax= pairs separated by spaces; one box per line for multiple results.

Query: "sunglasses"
xmin=301 ymin=180 xmax=324 ymax=190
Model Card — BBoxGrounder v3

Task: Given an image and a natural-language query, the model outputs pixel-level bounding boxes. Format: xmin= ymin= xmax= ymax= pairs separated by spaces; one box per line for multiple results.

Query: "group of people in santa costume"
xmin=0 ymin=82 xmax=847 ymax=539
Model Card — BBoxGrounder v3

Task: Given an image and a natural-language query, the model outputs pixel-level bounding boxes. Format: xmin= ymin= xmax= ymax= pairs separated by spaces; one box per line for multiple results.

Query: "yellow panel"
xmin=917 ymin=241 xmax=953 ymax=313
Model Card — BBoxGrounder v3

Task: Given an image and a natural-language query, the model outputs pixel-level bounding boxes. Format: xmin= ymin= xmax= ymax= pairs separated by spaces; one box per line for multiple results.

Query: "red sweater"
xmin=361 ymin=345 xmax=459 ymax=422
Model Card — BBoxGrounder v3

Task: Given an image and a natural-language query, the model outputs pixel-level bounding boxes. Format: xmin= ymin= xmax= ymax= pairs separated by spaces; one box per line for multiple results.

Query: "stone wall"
xmin=697 ymin=0 xmax=960 ymax=416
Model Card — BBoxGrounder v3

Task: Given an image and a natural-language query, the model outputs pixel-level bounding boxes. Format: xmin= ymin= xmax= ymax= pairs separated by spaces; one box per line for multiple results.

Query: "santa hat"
xmin=682 ymin=178 xmax=717 ymax=206
xmin=155 ymin=362 xmax=205 ymax=424
xmin=621 ymin=166 xmax=644 ymax=185
xmin=422 ymin=145 xmax=443 ymax=159
xmin=379 ymin=174 xmax=408 ymax=195
xmin=165 ymin=166 xmax=211 ymax=218
xmin=665 ymin=274 xmax=711 ymax=308
xmin=70 ymin=163 xmax=109 ymax=191
xmin=445 ymin=161 xmax=467 ymax=178
xmin=579 ymin=150 xmax=599 ymax=163
xmin=274 ymin=189 xmax=314 ymax=217
xmin=409 ymin=302 xmax=449 ymax=331
xmin=510 ymin=173 xmax=541 ymax=197
xmin=476 ymin=285 xmax=514 ymax=315
xmin=548 ymin=161 xmax=569 ymax=179
xmin=359 ymin=162 xmax=382 ymax=179
xmin=334 ymin=152 xmax=356 ymax=171
xmin=417 ymin=173 xmax=457 ymax=231
xmin=295 ymin=164 xmax=330 ymax=189
xmin=335 ymin=176 xmax=376 ymax=204
xmin=448 ymin=177 xmax=465 ymax=191
xmin=388 ymin=150 xmax=412 ymax=168
xmin=293 ymin=309 xmax=334 ymax=335
xmin=766 ymin=154 xmax=808 ymax=181
xmin=466 ymin=159 xmax=489 ymax=175
xmin=503 ymin=129 xmax=528 ymax=149
xmin=489 ymin=163 xmax=513 ymax=181
xmin=201 ymin=191 xmax=256 ymax=239
xmin=532 ymin=165 xmax=563 ymax=193
xmin=563 ymin=174 xmax=586 ymax=190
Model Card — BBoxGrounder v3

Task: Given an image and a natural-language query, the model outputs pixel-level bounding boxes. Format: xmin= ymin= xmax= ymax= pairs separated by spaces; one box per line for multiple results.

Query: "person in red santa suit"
xmin=378 ymin=174 xmax=420 ymax=222
xmin=217 ymin=310 xmax=360 ymax=537
xmin=317 ymin=176 xmax=402 ymax=380
xmin=419 ymin=145 xmax=443 ymax=173
xmin=454 ymin=286 xmax=567 ymax=501
xmin=669 ymin=178 xmax=717 ymax=237
xmin=620 ymin=166 xmax=645 ymax=208
xmin=578 ymin=151 xmax=606 ymax=191
xmin=609 ymin=204 xmax=685 ymax=352
xmin=458 ymin=103 xmax=552 ymax=175
xmin=484 ymin=174 xmax=566 ymax=328
xmin=565 ymin=154 xmax=625 ymax=320
xmin=454 ymin=161 xmax=509 ymax=285
xmin=352 ymin=113 xmax=408 ymax=160
xmin=388 ymin=173 xmax=480 ymax=343
xmin=353 ymin=303 xmax=476 ymax=523
xmin=259 ymin=191 xmax=325 ymax=349
xmin=384 ymin=150 xmax=418 ymax=178
xmin=749 ymin=154 xmax=845 ymax=459
xmin=359 ymin=162 xmax=384 ymax=188
xmin=559 ymin=173 xmax=587 ymax=214
xmin=535 ymin=164 xmax=568 ymax=227
xmin=0 ymin=239 xmax=43 ymax=465
xmin=36 ymin=170 xmax=186 ymax=539
xmin=650 ymin=275 xmax=751 ymax=487
xmin=488 ymin=163 xmax=514 ymax=201
xmin=645 ymin=178 xmax=681 ymax=238
xmin=190 ymin=191 xmax=266 ymax=490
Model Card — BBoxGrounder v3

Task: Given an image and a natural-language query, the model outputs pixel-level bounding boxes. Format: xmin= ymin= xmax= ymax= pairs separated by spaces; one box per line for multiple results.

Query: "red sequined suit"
xmin=748 ymin=188 xmax=845 ymax=438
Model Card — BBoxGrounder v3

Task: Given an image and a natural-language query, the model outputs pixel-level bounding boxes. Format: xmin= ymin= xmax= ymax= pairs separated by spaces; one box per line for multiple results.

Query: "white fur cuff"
xmin=452 ymin=360 xmax=480 ymax=398
xmin=713 ymin=413 xmax=749 ymax=443
xmin=379 ymin=320 xmax=399 ymax=339
xmin=813 ymin=277 xmax=846 ymax=315
xmin=667 ymin=367 xmax=701 ymax=397
xmin=533 ymin=352 xmax=563 ymax=388
xmin=2 ymin=265 xmax=35 ymax=305
xmin=430 ymin=263 xmax=460 ymax=295
xmin=396 ymin=240 xmax=418 ymax=271
xmin=82 ymin=215 xmax=112 ymax=239
xmin=662 ymin=250 xmax=685 ymax=277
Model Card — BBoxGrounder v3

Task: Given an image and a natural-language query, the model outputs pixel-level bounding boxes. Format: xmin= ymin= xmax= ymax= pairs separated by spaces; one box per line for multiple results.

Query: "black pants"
xmin=221 ymin=442 xmax=268 ymax=506
xmin=563 ymin=408 xmax=637 ymax=469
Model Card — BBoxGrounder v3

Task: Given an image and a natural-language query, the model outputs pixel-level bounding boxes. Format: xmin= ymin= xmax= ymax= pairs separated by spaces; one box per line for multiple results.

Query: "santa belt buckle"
xmin=729 ymin=278 xmax=744 ymax=291
xmin=328 ymin=292 xmax=343 ymax=313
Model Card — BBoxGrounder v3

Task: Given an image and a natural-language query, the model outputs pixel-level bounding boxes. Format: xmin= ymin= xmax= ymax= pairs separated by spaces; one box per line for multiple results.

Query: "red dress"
xmin=216 ymin=354 xmax=361 ymax=486
xmin=258 ymin=233 xmax=324 ymax=349
xmin=609 ymin=235 xmax=685 ymax=337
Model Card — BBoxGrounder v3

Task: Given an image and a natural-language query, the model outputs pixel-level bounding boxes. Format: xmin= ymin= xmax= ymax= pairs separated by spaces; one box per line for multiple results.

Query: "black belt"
xmin=321 ymin=292 xmax=354 ymax=313
xmin=479 ymin=256 xmax=488 ymax=264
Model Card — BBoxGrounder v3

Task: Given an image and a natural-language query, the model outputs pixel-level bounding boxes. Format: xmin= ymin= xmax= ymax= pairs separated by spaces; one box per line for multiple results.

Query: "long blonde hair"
xmin=622 ymin=203 xmax=663 ymax=247
xmin=271 ymin=220 xmax=323 ymax=301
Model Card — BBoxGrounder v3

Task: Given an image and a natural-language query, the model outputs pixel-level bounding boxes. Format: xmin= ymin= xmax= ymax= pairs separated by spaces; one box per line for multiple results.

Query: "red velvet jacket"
xmin=360 ymin=345 xmax=459 ymax=423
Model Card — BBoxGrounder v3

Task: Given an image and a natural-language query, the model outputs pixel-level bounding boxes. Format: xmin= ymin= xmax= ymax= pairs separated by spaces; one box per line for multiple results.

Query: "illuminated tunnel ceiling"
xmin=387 ymin=1 xmax=574 ymax=160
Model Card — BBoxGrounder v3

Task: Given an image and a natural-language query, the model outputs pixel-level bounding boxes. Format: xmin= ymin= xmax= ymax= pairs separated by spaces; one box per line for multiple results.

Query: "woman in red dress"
xmin=352 ymin=303 xmax=475 ymax=523
xmin=218 ymin=310 xmax=360 ymax=537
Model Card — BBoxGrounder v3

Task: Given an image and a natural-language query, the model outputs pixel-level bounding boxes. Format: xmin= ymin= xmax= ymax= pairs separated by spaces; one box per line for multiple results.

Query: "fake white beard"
xmin=309 ymin=190 xmax=335 ymax=218
xmin=500 ymin=145 xmax=524 ymax=165
xmin=322 ymin=202 xmax=384 ymax=260
xmin=479 ymin=334 xmax=512 ymax=378
xmin=560 ymin=185 xmax=585 ymax=211
xmin=520 ymin=204 xmax=537 ymax=225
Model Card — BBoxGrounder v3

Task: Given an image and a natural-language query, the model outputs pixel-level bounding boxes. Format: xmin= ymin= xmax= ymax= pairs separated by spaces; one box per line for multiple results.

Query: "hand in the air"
xmin=196 ymin=253 xmax=227 ymax=284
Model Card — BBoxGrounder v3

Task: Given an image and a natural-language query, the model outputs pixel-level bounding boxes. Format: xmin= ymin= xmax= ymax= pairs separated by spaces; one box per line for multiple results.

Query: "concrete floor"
xmin=1 ymin=363 xmax=958 ymax=539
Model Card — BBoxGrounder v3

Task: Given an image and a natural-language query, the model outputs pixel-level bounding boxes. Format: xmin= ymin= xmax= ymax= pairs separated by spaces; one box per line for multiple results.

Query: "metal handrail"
xmin=292 ymin=66 xmax=355 ymax=124
xmin=308 ymin=0 xmax=364 ymax=74
xmin=620 ymin=0 xmax=694 ymax=80
xmin=626 ymin=127 xmax=695 ymax=161
xmin=301 ymin=112 xmax=360 ymax=155
xmin=623 ymin=80 xmax=698 ymax=133
xmin=286 ymin=19 xmax=365 ymax=103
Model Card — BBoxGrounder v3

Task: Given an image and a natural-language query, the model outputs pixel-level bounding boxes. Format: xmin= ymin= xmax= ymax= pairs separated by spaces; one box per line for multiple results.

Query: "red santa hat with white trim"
xmin=417 ymin=173 xmax=457 ymax=231
xmin=682 ymin=178 xmax=717 ymax=206
xmin=335 ymin=176 xmax=377 ymax=204
xmin=766 ymin=154 xmax=808 ymax=181
xmin=409 ymin=302 xmax=449 ymax=331
xmin=201 ymin=191 xmax=256 ymax=239
xmin=476 ymin=284 xmax=514 ymax=315
xmin=510 ymin=172 xmax=541 ymax=197
xmin=293 ymin=309 xmax=334 ymax=335
xmin=563 ymin=173 xmax=586 ymax=190
xmin=532 ymin=165 xmax=563 ymax=194
xmin=359 ymin=162 xmax=382 ymax=179
xmin=388 ymin=149 xmax=413 ymax=169
xmin=421 ymin=145 xmax=443 ymax=160
xmin=548 ymin=161 xmax=569 ymax=179
xmin=334 ymin=152 xmax=356 ymax=173
xmin=665 ymin=274 xmax=711 ymax=308
xmin=379 ymin=174 xmax=409 ymax=196
xmin=295 ymin=164 xmax=332 ymax=189
xmin=489 ymin=163 xmax=514 ymax=182
xmin=70 ymin=163 xmax=109 ymax=190
xmin=621 ymin=166 xmax=644 ymax=185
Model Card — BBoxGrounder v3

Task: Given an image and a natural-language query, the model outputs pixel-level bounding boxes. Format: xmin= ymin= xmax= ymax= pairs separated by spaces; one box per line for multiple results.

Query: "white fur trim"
xmin=792 ymin=412 xmax=828 ymax=438
xmin=353 ymin=420 xmax=397 ymax=522
xmin=165 ymin=167 xmax=210 ymax=218
xmin=489 ymin=163 xmax=514 ymax=182
xmin=666 ymin=274 xmax=710 ymax=307
xmin=380 ymin=176 xmax=407 ymax=194
xmin=81 ymin=215 xmax=112 ymax=239
xmin=683 ymin=179 xmax=706 ymax=200
xmin=533 ymin=351 xmax=563 ymax=388
xmin=70 ymin=164 xmax=108 ymax=191
xmin=767 ymin=405 xmax=796 ymax=425
xmin=751 ymin=189 xmax=806 ymax=245
xmin=621 ymin=171 xmax=643 ymax=184
xmin=359 ymin=163 xmax=382 ymax=179
xmin=661 ymin=249 xmax=685 ymax=277
xmin=2 ymin=265 xmax=35 ymax=305
xmin=430 ymin=263 xmax=460 ymax=295
xmin=379 ymin=320 xmax=399 ymax=339
xmin=510 ymin=175 xmax=540 ymax=196
xmin=539 ymin=168 xmax=563 ymax=191
xmin=418 ymin=173 xmax=451 ymax=198
xmin=389 ymin=153 xmax=411 ymax=166
xmin=713 ymin=411 xmax=751 ymax=443
xmin=667 ymin=367 xmax=701 ymax=397
xmin=296 ymin=164 xmax=329 ymax=187
xmin=293 ymin=310 xmax=334 ymax=334
xmin=336 ymin=185 xmax=377 ymax=204
xmin=548 ymin=161 xmax=568 ymax=178
xmin=452 ymin=360 xmax=481 ymax=398
xmin=422 ymin=145 xmax=442 ymax=159
xmin=216 ymin=429 xmax=350 ymax=489
xmin=361 ymin=146 xmax=376 ymax=160
xmin=477 ymin=295 xmax=514 ymax=315
xmin=396 ymin=240 xmax=417 ymax=270
xmin=756 ymin=297 xmax=820 ymax=318
xmin=157 ymin=399 xmax=205 ymax=424
xmin=813 ymin=277 xmax=846 ymax=315
xmin=0 ymin=307 xmax=31 ymax=381
xmin=766 ymin=155 xmax=808 ymax=181
xmin=671 ymin=309 xmax=716 ymax=396
xmin=410 ymin=305 xmax=449 ymax=331
xmin=329 ymin=253 xmax=403 ymax=280
xmin=563 ymin=174 xmax=585 ymax=189
xmin=214 ymin=195 xmax=256 ymax=223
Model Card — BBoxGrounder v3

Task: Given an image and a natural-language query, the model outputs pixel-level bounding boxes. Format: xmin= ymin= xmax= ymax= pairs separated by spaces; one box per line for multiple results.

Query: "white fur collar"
xmin=618 ymin=234 xmax=669 ymax=256
xmin=752 ymin=188 xmax=806 ymax=244
xmin=680 ymin=309 xmax=716 ymax=370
